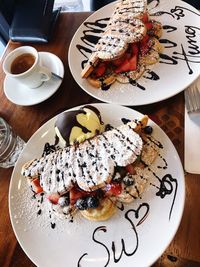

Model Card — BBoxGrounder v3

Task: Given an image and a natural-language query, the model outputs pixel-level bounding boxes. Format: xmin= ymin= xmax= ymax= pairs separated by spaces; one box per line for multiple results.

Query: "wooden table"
xmin=0 ymin=12 xmax=199 ymax=267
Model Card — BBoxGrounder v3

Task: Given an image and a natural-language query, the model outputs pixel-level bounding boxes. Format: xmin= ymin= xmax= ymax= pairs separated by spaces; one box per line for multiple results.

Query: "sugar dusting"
xmin=10 ymin=179 xmax=85 ymax=237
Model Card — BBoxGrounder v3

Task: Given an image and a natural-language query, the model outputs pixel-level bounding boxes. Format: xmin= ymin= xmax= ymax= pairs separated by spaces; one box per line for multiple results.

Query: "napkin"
xmin=184 ymin=107 xmax=200 ymax=174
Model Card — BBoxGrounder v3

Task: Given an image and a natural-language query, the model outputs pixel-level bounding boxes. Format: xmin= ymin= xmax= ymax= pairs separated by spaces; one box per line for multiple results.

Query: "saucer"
xmin=4 ymin=52 xmax=64 ymax=106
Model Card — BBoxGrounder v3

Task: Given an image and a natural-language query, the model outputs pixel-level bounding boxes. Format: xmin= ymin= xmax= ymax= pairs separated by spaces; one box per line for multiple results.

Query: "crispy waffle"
xmin=21 ymin=121 xmax=143 ymax=194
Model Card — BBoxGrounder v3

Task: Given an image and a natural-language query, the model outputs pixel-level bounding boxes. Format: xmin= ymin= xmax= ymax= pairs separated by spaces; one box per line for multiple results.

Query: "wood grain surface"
xmin=0 ymin=12 xmax=199 ymax=267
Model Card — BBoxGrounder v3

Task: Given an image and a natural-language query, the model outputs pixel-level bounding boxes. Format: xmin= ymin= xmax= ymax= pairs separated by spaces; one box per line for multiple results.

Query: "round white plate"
xmin=4 ymin=52 xmax=64 ymax=106
xmin=9 ymin=103 xmax=185 ymax=267
xmin=68 ymin=0 xmax=200 ymax=106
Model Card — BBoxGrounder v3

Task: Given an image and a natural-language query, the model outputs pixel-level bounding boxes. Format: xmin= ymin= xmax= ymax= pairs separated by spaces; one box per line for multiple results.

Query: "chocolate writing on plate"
xmin=77 ymin=203 xmax=150 ymax=267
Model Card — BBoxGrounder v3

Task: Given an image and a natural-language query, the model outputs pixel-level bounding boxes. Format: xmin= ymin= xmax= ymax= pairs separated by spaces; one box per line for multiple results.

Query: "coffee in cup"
xmin=11 ymin=53 xmax=36 ymax=75
xmin=3 ymin=46 xmax=51 ymax=89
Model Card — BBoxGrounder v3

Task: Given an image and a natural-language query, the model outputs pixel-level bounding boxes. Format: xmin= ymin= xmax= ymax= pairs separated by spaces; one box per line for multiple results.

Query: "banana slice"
xmin=87 ymin=74 xmax=116 ymax=89
xmin=80 ymin=197 xmax=117 ymax=221
xmin=133 ymin=115 xmax=149 ymax=134
xmin=140 ymin=49 xmax=160 ymax=65
xmin=152 ymin=37 xmax=163 ymax=53
xmin=140 ymin=37 xmax=163 ymax=65
xmin=150 ymin=20 xmax=163 ymax=39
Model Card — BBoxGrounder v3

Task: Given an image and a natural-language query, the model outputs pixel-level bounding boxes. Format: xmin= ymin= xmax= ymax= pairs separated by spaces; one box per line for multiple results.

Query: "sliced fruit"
xmin=125 ymin=164 xmax=136 ymax=175
xmin=47 ymin=193 xmax=60 ymax=204
xmin=142 ymin=12 xmax=149 ymax=23
xmin=141 ymin=33 xmax=150 ymax=43
xmin=112 ymin=56 xmax=127 ymax=67
xmin=105 ymin=182 xmax=122 ymax=196
xmin=145 ymin=22 xmax=153 ymax=31
xmin=92 ymin=62 xmax=106 ymax=78
xmin=140 ymin=35 xmax=151 ymax=56
xmin=116 ymin=64 xmax=145 ymax=84
xmin=70 ymin=186 xmax=96 ymax=205
xmin=140 ymin=49 xmax=160 ymax=65
xmin=87 ymin=74 xmax=116 ymax=89
xmin=31 ymin=178 xmax=43 ymax=194
xmin=114 ymin=44 xmax=139 ymax=74
xmin=70 ymin=187 xmax=86 ymax=205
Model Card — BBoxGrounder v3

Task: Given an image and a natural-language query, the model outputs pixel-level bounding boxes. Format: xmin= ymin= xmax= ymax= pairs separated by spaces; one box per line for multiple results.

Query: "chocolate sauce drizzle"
xmin=170 ymin=5 xmax=200 ymax=20
xmin=77 ymin=203 xmax=149 ymax=266
xmin=76 ymin=18 xmax=109 ymax=69
xmin=143 ymin=70 xmax=160 ymax=80
xmin=155 ymin=174 xmax=178 ymax=220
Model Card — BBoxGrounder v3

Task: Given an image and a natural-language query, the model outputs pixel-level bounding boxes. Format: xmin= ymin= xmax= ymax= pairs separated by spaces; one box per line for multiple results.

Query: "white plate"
xmin=68 ymin=0 xmax=200 ymax=106
xmin=9 ymin=103 xmax=185 ymax=267
xmin=4 ymin=52 xmax=64 ymax=106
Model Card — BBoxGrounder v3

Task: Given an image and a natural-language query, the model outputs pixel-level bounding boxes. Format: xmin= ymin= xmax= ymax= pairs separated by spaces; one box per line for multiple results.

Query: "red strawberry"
xmin=47 ymin=193 xmax=60 ymax=204
xmin=140 ymin=36 xmax=151 ymax=56
xmin=31 ymin=178 xmax=43 ymax=194
xmin=114 ymin=59 xmax=131 ymax=73
xmin=140 ymin=34 xmax=149 ymax=45
xmin=114 ymin=44 xmax=138 ymax=74
xmin=70 ymin=186 xmax=92 ymax=205
xmin=93 ymin=62 xmax=106 ymax=78
xmin=142 ymin=12 xmax=149 ymax=23
xmin=112 ymin=53 xmax=129 ymax=66
xmin=145 ymin=22 xmax=153 ymax=31
xmin=105 ymin=183 xmax=122 ymax=196
xmin=125 ymin=164 xmax=136 ymax=175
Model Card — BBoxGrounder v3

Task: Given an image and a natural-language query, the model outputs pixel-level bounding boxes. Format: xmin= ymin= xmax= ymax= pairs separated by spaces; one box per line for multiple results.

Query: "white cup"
xmin=3 ymin=46 xmax=52 ymax=89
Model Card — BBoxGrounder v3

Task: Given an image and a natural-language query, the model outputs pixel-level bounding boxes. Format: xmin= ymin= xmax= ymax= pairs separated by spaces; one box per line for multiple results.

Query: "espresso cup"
xmin=3 ymin=46 xmax=51 ymax=89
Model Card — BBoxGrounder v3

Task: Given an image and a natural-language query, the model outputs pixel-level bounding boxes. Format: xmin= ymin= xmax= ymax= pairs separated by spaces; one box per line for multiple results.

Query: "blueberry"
xmin=115 ymin=166 xmax=126 ymax=179
xmin=123 ymin=175 xmax=134 ymax=186
xmin=95 ymin=189 xmax=104 ymax=198
xmin=75 ymin=198 xmax=88 ymax=210
xmin=112 ymin=172 xmax=122 ymax=183
xmin=58 ymin=195 xmax=70 ymax=207
xmin=86 ymin=196 xmax=99 ymax=209
xmin=144 ymin=126 xmax=153 ymax=134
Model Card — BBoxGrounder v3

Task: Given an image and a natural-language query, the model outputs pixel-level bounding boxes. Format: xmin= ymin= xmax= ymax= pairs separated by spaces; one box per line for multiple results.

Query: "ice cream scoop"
xmin=55 ymin=105 xmax=104 ymax=146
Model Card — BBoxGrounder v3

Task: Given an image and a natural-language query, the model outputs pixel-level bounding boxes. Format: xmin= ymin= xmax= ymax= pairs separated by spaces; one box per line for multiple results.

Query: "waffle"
xmin=21 ymin=121 xmax=143 ymax=194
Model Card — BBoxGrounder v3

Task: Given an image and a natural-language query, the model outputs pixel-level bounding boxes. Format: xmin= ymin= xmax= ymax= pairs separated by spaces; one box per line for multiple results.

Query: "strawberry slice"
xmin=92 ymin=62 xmax=106 ymax=78
xmin=112 ymin=53 xmax=130 ymax=66
xmin=114 ymin=44 xmax=138 ymax=74
xmin=125 ymin=164 xmax=136 ymax=175
xmin=140 ymin=36 xmax=151 ymax=56
xmin=114 ymin=59 xmax=131 ymax=74
xmin=142 ymin=12 xmax=149 ymax=23
xmin=70 ymin=186 xmax=94 ymax=205
xmin=31 ymin=178 xmax=43 ymax=194
xmin=145 ymin=22 xmax=153 ymax=31
xmin=140 ymin=34 xmax=149 ymax=44
xmin=47 ymin=193 xmax=60 ymax=204
xmin=105 ymin=182 xmax=122 ymax=196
